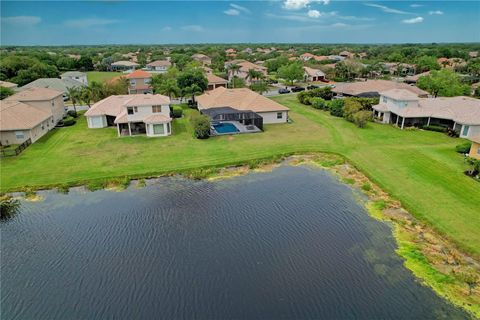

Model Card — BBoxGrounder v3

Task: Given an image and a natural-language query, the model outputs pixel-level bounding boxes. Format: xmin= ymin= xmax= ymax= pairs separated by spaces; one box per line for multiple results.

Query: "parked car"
xmin=307 ymin=85 xmax=319 ymax=90
xmin=278 ymin=88 xmax=290 ymax=94
xmin=291 ymin=86 xmax=305 ymax=92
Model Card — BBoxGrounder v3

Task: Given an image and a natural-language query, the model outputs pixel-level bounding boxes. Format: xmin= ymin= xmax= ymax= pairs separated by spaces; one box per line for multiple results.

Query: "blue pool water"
xmin=213 ymin=122 xmax=239 ymax=134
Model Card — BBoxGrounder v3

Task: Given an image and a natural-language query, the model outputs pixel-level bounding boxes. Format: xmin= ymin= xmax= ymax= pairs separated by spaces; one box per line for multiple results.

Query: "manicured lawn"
xmin=86 ymin=71 xmax=122 ymax=83
xmin=1 ymin=97 xmax=479 ymax=258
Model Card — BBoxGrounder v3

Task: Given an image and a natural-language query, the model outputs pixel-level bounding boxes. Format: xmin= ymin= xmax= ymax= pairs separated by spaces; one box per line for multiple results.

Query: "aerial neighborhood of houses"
xmin=1 ymin=46 xmax=479 ymax=160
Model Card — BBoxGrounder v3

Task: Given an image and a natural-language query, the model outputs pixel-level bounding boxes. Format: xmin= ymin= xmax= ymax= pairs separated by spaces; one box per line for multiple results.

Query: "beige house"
xmin=333 ymin=80 xmax=428 ymax=98
xmin=0 ymin=100 xmax=54 ymax=145
xmin=126 ymin=70 xmax=152 ymax=94
xmin=85 ymin=94 xmax=172 ymax=137
xmin=304 ymin=67 xmax=326 ymax=82
xmin=468 ymin=136 xmax=480 ymax=159
xmin=5 ymin=87 xmax=65 ymax=124
xmin=300 ymin=53 xmax=315 ymax=61
xmin=225 ymin=60 xmax=268 ymax=85
xmin=206 ymin=74 xmax=228 ymax=91
xmin=111 ymin=60 xmax=139 ymax=71
xmin=197 ymin=87 xmax=289 ymax=128
xmin=146 ymin=60 xmax=171 ymax=73
xmin=373 ymin=89 xmax=480 ymax=138
xmin=192 ymin=54 xmax=211 ymax=66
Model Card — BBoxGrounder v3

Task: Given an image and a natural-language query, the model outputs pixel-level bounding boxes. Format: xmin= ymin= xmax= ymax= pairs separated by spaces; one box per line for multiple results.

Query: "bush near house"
xmin=422 ymin=125 xmax=446 ymax=133
xmin=62 ymin=116 xmax=76 ymax=127
xmin=67 ymin=110 xmax=78 ymax=118
xmin=328 ymin=99 xmax=345 ymax=117
xmin=310 ymin=97 xmax=328 ymax=110
xmin=352 ymin=111 xmax=372 ymax=128
xmin=297 ymin=87 xmax=335 ymax=105
xmin=172 ymin=106 xmax=183 ymax=118
xmin=455 ymin=142 xmax=472 ymax=154
xmin=190 ymin=113 xmax=210 ymax=139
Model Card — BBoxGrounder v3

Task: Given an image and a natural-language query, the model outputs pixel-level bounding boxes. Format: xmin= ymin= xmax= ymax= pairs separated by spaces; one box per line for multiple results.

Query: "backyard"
xmin=1 ymin=96 xmax=479 ymax=258
xmin=86 ymin=71 xmax=122 ymax=83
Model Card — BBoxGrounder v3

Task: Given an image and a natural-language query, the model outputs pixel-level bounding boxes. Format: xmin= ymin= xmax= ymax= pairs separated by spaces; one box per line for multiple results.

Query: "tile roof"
xmin=0 ymin=80 xmax=18 ymax=88
xmin=0 ymin=100 xmax=52 ymax=131
xmin=6 ymin=87 xmax=64 ymax=101
xmin=144 ymin=114 xmax=172 ymax=123
xmin=126 ymin=70 xmax=152 ymax=79
xmin=20 ymin=78 xmax=85 ymax=93
xmin=124 ymin=94 xmax=170 ymax=106
xmin=197 ymin=87 xmax=289 ymax=113
xmin=469 ymin=136 xmax=480 ymax=143
xmin=85 ymin=94 xmax=170 ymax=117
xmin=207 ymin=74 xmax=228 ymax=85
xmin=111 ymin=61 xmax=139 ymax=67
xmin=333 ymin=80 xmax=428 ymax=97
xmin=146 ymin=60 xmax=171 ymax=67
xmin=304 ymin=66 xmax=325 ymax=77
xmin=61 ymin=71 xmax=86 ymax=77
xmin=380 ymin=89 xmax=420 ymax=101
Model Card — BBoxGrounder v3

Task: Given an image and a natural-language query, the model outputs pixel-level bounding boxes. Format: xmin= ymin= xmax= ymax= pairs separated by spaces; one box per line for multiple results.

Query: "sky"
xmin=1 ymin=1 xmax=479 ymax=45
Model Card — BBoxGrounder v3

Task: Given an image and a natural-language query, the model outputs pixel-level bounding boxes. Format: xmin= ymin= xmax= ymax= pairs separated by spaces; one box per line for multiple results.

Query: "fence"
xmin=0 ymin=139 xmax=32 ymax=157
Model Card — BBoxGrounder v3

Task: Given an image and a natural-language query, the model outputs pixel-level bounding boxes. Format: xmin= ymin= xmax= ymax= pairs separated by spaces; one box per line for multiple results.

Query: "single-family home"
xmin=61 ymin=71 xmax=88 ymax=85
xmin=313 ymin=55 xmax=329 ymax=62
xmin=0 ymin=100 xmax=54 ymax=145
xmin=126 ymin=70 xmax=152 ymax=94
xmin=20 ymin=78 xmax=86 ymax=100
xmin=304 ymin=67 xmax=326 ymax=82
xmin=111 ymin=60 xmax=140 ymax=72
xmin=300 ymin=53 xmax=315 ymax=61
xmin=332 ymin=79 xmax=428 ymax=98
xmin=372 ymin=89 xmax=480 ymax=138
xmin=85 ymin=94 xmax=172 ymax=137
xmin=328 ymin=55 xmax=346 ymax=62
xmin=197 ymin=87 xmax=290 ymax=134
xmin=339 ymin=51 xmax=354 ymax=59
xmin=146 ymin=60 xmax=171 ymax=73
xmin=404 ymin=71 xmax=430 ymax=84
xmin=242 ymin=48 xmax=253 ymax=54
xmin=225 ymin=48 xmax=237 ymax=56
xmin=0 ymin=80 xmax=18 ymax=89
xmin=468 ymin=136 xmax=480 ymax=160
xmin=469 ymin=51 xmax=479 ymax=58
xmin=207 ymin=74 xmax=228 ymax=91
xmin=225 ymin=60 xmax=268 ymax=85
xmin=5 ymin=87 xmax=66 ymax=124
xmin=191 ymin=54 xmax=212 ymax=66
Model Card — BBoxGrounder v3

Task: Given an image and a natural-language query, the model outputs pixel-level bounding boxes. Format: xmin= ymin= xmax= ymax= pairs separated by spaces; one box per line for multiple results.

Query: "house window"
xmin=382 ymin=96 xmax=387 ymax=103
xmin=129 ymin=79 xmax=136 ymax=86
xmin=153 ymin=124 xmax=164 ymax=135
xmin=134 ymin=106 xmax=138 ymax=112
xmin=15 ymin=131 xmax=24 ymax=139
xmin=277 ymin=112 xmax=283 ymax=119
xmin=462 ymin=125 xmax=469 ymax=137
xmin=144 ymin=78 xmax=151 ymax=84
xmin=127 ymin=107 xmax=134 ymax=115
xmin=152 ymin=105 xmax=162 ymax=113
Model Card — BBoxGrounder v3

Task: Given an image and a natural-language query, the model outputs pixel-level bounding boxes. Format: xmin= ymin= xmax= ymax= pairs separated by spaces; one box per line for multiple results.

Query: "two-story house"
xmin=126 ymin=70 xmax=152 ymax=94
xmin=61 ymin=71 xmax=88 ymax=85
xmin=85 ymin=94 xmax=172 ymax=138
xmin=146 ymin=60 xmax=171 ymax=74
xmin=373 ymin=89 xmax=480 ymax=138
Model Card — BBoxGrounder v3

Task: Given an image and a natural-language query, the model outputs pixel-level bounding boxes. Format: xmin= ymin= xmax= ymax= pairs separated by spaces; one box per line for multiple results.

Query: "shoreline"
xmin=5 ymin=152 xmax=480 ymax=317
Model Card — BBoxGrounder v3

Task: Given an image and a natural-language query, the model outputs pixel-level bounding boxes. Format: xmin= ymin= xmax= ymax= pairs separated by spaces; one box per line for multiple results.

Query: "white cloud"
xmin=283 ymin=0 xmax=329 ymax=10
xmin=364 ymin=3 xmax=412 ymax=14
xmin=224 ymin=9 xmax=240 ymax=16
xmin=181 ymin=25 xmax=204 ymax=32
xmin=307 ymin=10 xmax=321 ymax=18
xmin=410 ymin=4 xmax=424 ymax=8
xmin=162 ymin=26 xmax=172 ymax=31
xmin=331 ymin=22 xmax=348 ymax=28
xmin=64 ymin=18 xmax=119 ymax=28
xmin=230 ymin=3 xmax=251 ymax=14
xmin=402 ymin=16 xmax=424 ymax=24
xmin=1 ymin=16 xmax=41 ymax=26
xmin=428 ymin=10 xmax=444 ymax=15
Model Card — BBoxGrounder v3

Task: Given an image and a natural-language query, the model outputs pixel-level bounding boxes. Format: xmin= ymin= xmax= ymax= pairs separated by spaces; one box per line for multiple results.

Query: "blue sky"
xmin=1 ymin=1 xmax=479 ymax=45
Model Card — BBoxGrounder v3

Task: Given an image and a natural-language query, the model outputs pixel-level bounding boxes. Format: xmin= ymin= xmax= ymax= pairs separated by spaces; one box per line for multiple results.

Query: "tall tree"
xmin=277 ymin=62 xmax=304 ymax=85
xmin=66 ymin=87 xmax=80 ymax=113
xmin=227 ymin=64 xmax=241 ymax=88
xmin=177 ymin=70 xmax=208 ymax=104
xmin=417 ymin=69 xmax=471 ymax=97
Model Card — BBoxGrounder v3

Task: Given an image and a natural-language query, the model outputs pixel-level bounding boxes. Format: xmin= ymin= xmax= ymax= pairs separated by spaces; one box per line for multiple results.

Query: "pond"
xmin=1 ymin=166 xmax=469 ymax=319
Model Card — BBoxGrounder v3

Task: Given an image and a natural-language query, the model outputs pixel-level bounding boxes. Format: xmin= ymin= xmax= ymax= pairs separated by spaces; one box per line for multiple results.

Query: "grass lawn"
xmin=86 ymin=71 xmax=122 ymax=83
xmin=1 ymin=96 xmax=479 ymax=258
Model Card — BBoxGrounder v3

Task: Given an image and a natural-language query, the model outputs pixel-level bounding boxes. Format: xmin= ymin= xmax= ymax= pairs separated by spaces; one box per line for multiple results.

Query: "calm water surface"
xmin=1 ymin=166 xmax=469 ymax=319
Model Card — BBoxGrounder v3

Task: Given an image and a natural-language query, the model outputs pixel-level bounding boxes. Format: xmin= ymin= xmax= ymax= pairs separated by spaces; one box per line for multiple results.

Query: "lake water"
xmin=1 ymin=166 xmax=469 ymax=319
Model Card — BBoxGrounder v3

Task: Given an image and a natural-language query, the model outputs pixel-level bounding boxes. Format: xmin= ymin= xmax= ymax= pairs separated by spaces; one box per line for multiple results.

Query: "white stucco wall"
xmin=146 ymin=122 xmax=172 ymax=137
xmin=87 ymin=115 xmax=107 ymax=128
xmin=126 ymin=104 xmax=170 ymax=122
xmin=259 ymin=111 xmax=288 ymax=124
xmin=460 ymin=124 xmax=480 ymax=139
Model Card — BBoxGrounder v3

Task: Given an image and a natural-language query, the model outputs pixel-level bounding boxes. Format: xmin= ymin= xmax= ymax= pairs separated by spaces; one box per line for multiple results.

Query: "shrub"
xmin=455 ymin=142 xmax=472 ymax=154
xmin=67 ymin=110 xmax=78 ymax=118
xmin=352 ymin=111 xmax=372 ymax=128
xmin=63 ymin=116 xmax=76 ymax=126
xmin=190 ymin=113 xmax=210 ymax=139
xmin=361 ymin=183 xmax=372 ymax=192
xmin=328 ymin=99 xmax=344 ymax=117
xmin=172 ymin=106 xmax=183 ymax=118
xmin=343 ymin=99 xmax=363 ymax=122
xmin=297 ymin=91 xmax=311 ymax=105
xmin=310 ymin=97 xmax=327 ymax=110
xmin=310 ymin=87 xmax=335 ymax=100
xmin=422 ymin=125 xmax=446 ymax=133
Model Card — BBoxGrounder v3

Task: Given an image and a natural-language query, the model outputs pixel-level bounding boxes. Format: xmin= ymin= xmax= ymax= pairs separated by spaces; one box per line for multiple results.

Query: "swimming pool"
xmin=213 ymin=122 xmax=240 ymax=134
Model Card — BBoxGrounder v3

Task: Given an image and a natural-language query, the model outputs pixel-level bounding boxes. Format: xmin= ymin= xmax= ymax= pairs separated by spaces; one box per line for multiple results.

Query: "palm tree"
xmin=158 ymin=79 xmax=181 ymax=99
xmin=227 ymin=64 xmax=241 ymax=88
xmin=66 ymin=87 xmax=80 ymax=113
xmin=80 ymin=87 xmax=93 ymax=109
xmin=246 ymin=69 xmax=263 ymax=84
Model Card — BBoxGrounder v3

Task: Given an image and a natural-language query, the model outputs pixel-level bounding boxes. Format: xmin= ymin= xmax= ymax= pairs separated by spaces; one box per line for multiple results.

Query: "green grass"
xmin=1 ymin=96 xmax=479 ymax=258
xmin=86 ymin=71 xmax=122 ymax=83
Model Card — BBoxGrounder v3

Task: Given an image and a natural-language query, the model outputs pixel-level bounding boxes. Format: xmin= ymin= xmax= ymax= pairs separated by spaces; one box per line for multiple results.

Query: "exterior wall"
xmin=87 ymin=115 xmax=107 ymax=128
xmin=128 ymin=77 xmax=152 ymax=94
xmin=380 ymin=95 xmax=419 ymax=115
xmin=0 ymin=116 xmax=53 ymax=145
xmin=146 ymin=122 xmax=172 ymax=137
xmin=125 ymin=104 xmax=170 ymax=122
xmin=23 ymin=95 xmax=65 ymax=124
xmin=259 ymin=111 xmax=288 ymax=124
xmin=460 ymin=124 xmax=480 ymax=139
xmin=469 ymin=141 xmax=480 ymax=160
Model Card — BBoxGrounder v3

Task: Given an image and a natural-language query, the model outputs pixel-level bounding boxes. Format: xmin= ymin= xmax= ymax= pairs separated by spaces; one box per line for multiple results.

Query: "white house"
xmin=373 ymin=89 xmax=480 ymax=138
xmin=61 ymin=71 xmax=88 ymax=85
xmin=85 ymin=94 xmax=172 ymax=137
xmin=146 ymin=60 xmax=171 ymax=73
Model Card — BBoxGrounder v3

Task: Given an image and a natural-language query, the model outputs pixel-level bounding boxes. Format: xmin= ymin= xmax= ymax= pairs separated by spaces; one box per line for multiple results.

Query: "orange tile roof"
xmin=126 ymin=70 xmax=152 ymax=79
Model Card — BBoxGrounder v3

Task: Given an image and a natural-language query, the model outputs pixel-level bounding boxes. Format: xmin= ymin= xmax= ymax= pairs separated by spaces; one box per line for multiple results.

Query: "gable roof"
xmin=20 ymin=78 xmax=85 ymax=93
xmin=146 ymin=60 xmax=171 ymax=67
xmin=111 ymin=61 xmax=139 ymax=67
xmin=304 ymin=66 xmax=325 ymax=77
xmin=85 ymin=94 xmax=170 ymax=117
xmin=197 ymin=87 xmax=289 ymax=113
xmin=61 ymin=71 xmax=86 ymax=78
xmin=126 ymin=70 xmax=151 ymax=79
xmin=0 ymin=100 xmax=52 ymax=131
xmin=380 ymin=89 xmax=419 ymax=101
xmin=207 ymin=74 xmax=228 ymax=85
xmin=6 ymin=87 xmax=64 ymax=101
xmin=332 ymin=80 xmax=428 ymax=97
